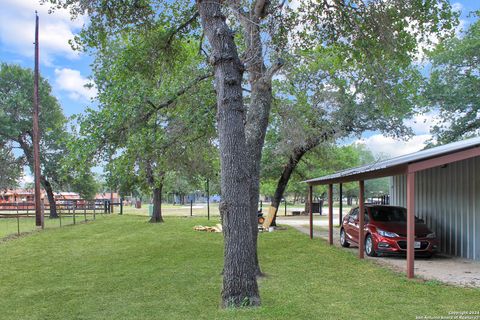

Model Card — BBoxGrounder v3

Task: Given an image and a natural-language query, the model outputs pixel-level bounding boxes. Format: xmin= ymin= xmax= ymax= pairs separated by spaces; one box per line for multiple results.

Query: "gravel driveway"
xmin=277 ymin=215 xmax=480 ymax=288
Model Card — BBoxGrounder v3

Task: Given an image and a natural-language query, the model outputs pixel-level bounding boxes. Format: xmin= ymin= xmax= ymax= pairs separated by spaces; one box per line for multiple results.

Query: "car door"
xmin=346 ymin=208 xmax=359 ymax=243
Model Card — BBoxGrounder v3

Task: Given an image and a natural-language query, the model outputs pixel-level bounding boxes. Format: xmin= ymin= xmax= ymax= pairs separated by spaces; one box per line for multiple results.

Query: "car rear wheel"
xmin=365 ymin=234 xmax=377 ymax=257
xmin=340 ymin=228 xmax=350 ymax=247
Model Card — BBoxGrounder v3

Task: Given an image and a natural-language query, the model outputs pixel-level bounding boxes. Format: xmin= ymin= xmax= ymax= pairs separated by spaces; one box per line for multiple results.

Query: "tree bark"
xmin=237 ymin=0 xmax=282 ymax=277
xmin=197 ymin=0 xmax=260 ymax=308
xmin=17 ymin=135 xmax=58 ymax=218
xmin=270 ymin=138 xmax=322 ymax=225
xmin=149 ymin=185 xmax=164 ymax=223
xmin=41 ymin=176 xmax=58 ymax=218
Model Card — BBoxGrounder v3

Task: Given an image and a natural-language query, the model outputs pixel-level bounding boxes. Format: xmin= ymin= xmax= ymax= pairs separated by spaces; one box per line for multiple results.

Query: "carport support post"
xmin=328 ymin=184 xmax=333 ymax=245
xmin=407 ymin=170 xmax=415 ymax=279
xmin=339 ymin=183 xmax=343 ymax=226
xmin=358 ymin=180 xmax=365 ymax=259
xmin=309 ymin=185 xmax=313 ymax=239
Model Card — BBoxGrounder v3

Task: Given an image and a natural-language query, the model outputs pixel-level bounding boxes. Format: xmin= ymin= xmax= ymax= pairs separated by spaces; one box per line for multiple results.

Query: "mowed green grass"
xmin=0 ymin=215 xmax=478 ymax=320
xmin=0 ymin=213 xmax=108 ymax=238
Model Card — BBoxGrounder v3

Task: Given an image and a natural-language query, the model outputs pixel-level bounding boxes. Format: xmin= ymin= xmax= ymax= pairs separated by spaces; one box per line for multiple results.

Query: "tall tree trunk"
xmin=149 ymin=185 xmax=164 ymax=223
xmin=270 ymin=138 xmax=322 ymax=225
xmin=197 ymin=0 xmax=260 ymax=308
xmin=239 ymin=0 xmax=282 ymax=277
xmin=17 ymin=135 xmax=58 ymax=218
xmin=270 ymin=148 xmax=308 ymax=226
xmin=41 ymin=176 xmax=58 ymax=218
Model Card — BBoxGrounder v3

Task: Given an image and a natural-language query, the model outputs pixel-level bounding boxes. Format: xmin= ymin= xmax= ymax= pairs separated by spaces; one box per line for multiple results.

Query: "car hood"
xmin=373 ymin=222 xmax=433 ymax=238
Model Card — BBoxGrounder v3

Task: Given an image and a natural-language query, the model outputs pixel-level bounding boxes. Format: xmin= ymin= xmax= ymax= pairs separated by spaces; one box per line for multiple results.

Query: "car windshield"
xmin=370 ymin=207 xmax=422 ymax=222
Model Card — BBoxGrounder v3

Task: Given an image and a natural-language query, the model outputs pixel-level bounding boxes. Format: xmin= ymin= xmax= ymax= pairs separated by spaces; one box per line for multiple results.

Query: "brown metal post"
xmin=406 ymin=170 xmax=415 ymax=279
xmin=358 ymin=180 xmax=365 ymax=259
xmin=206 ymin=179 xmax=210 ymax=220
xmin=328 ymin=184 xmax=333 ymax=245
xmin=309 ymin=185 xmax=313 ymax=239
xmin=110 ymin=191 xmax=114 ymax=213
xmin=40 ymin=198 xmax=44 ymax=229
xmin=339 ymin=183 xmax=343 ymax=226
xmin=33 ymin=12 xmax=42 ymax=227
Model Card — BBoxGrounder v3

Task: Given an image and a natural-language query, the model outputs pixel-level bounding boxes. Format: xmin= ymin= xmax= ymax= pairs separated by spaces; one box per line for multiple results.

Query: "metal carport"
xmin=304 ymin=136 xmax=480 ymax=279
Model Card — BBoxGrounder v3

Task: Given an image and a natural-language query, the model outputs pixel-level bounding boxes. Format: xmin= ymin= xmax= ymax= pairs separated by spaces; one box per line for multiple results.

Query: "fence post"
xmin=73 ymin=200 xmax=76 ymax=225
xmin=16 ymin=204 xmax=20 ymax=235
xmin=41 ymin=199 xmax=44 ymax=230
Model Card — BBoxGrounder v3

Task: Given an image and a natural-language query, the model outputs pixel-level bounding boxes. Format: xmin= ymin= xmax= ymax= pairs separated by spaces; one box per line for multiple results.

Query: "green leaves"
xmin=425 ymin=11 xmax=480 ymax=144
xmin=76 ymin=19 xmax=217 ymax=197
xmin=0 ymin=143 xmax=23 ymax=190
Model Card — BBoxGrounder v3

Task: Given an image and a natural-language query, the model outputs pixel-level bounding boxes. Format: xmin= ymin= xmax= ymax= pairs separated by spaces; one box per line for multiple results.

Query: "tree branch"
xmin=253 ymin=0 xmax=269 ymax=19
xmin=264 ymin=58 xmax=285 ymax=82
xmin=165 ymin=11 xmax=199 ymax=47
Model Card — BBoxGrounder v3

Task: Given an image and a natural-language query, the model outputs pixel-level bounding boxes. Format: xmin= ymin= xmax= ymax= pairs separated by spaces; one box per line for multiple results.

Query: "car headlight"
xmin=426 ymin=232 xmax=436 ymax=239
xmin=377 ymin=228 xmax=399 ymax=238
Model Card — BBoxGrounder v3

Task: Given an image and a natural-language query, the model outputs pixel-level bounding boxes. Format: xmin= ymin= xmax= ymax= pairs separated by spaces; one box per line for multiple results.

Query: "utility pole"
xmin=33 ymin=11 xmax=43 ymax=228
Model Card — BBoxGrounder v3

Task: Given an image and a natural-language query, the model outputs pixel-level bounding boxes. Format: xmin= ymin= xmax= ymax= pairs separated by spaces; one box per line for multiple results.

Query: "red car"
xmin=340 ymin=205 xmax=438 ymax=257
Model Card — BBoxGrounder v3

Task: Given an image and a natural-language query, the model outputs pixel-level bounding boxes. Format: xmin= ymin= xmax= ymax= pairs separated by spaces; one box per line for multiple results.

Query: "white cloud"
xmin=404 ymin=112 xmax=440 ymax=135
xmin=0 ymin=0 xmax=85 ymax=65
xmin=357 ymin=134 xmax=432 ymax=158
xmin=54 ymin=68 xmax=96 ymax=101
xmin=452 ymin=2 xmax=463 ymax=12
xmin=19 ymin=173 xmax=34 ymax=186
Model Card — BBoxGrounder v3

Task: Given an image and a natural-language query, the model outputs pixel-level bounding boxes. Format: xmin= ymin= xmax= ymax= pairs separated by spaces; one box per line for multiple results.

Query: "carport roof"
xmin=305 ymin=136 xmax=480 ymax=185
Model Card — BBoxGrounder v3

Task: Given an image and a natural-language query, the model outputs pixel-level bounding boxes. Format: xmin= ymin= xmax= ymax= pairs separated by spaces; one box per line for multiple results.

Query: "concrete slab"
xmin=280 ymin=221 xmax=480 ymax=288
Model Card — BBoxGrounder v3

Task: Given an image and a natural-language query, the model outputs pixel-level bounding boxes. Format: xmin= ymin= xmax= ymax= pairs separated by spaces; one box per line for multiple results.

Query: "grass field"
xmin=1 ymin=215 xmax=479 ymax=319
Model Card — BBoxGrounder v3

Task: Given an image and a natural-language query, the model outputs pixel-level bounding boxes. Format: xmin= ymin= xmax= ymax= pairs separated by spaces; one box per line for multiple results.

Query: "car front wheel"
xmin=365 ymin=234 xmax=377 ymax=257
xmin=340 ymin=228 xmax=350 ymax=247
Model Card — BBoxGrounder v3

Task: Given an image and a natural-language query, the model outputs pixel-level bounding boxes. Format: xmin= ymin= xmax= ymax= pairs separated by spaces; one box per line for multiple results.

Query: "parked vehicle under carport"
xmin=340 ymin=205 xmax=438 ymax=257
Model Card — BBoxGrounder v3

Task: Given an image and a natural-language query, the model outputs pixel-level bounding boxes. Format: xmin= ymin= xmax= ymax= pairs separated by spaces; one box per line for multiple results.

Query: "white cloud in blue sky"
xmin=0 ymin=0 xmax=84 ymax=65
xmin=1 ymin=0 xmax=479 ymax=160
xmin=54 ymin=67 xmax=97 ymax=101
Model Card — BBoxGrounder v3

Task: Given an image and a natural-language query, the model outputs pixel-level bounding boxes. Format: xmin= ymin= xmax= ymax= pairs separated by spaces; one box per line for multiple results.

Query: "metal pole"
xmin=358 ymin=181 xmax=365 ymax=259
xmin=73 ymin=201 xmax=76 ymax=225
xmin=309 ymin=185 xmax=313 ymax=239
xmin=206 ymin=179 xmax=210 ymax=220
xmin=120 ymin=197 xmax=123 ymax=215
xmin=110 ymin=191 xmax=114 ymax=213
xmin=328 ymin=184 xmax=333 ymax=245
xmin=190 ymin=200 xmax=193 ymax=217
xmin=17 ymin=213 xmax=20 ymax=236
xmin=59 ymin=210 xmax=62 ymax=227
xmin=33 ymin=12 xmax=42 ymax=227
xmin=339 ymin=183 xmax=343 ymax=226
xmin=41 ymin=199 xmax=44 ymax=229
xmin=284 ymin=199 xmax=287 ymax=216
xmin=406 ymin=170 xmax=415 ymax=279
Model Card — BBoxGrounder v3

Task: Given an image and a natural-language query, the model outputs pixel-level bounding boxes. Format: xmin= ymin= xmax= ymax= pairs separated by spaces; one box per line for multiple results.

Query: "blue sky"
xmin=1 ymin=0 xmax=479 ymax=183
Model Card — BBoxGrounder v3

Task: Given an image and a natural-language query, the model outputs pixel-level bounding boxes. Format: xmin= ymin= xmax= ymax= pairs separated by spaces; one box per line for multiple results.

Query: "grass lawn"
xmin=0 ymin=212 xmax=108 ymax=239
xmin=1 ymin=215 xmax=478 ymax=319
